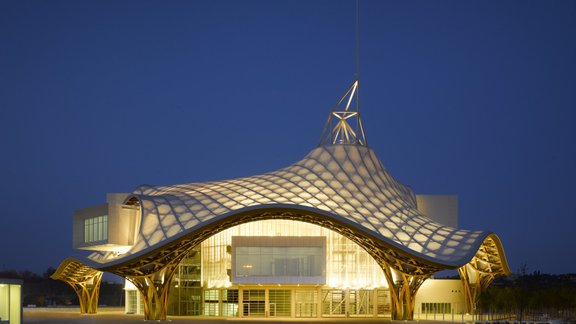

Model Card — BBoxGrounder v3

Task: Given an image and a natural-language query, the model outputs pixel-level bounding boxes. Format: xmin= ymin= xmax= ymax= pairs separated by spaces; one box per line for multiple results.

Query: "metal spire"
xmin=319 ymin=1 xmax=366 ymax=147
xmin=319 ymin=80 xmax=367 ymax=146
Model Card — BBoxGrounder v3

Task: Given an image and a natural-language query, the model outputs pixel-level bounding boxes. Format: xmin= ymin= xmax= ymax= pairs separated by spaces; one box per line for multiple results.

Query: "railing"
xmin=414 ymin=310 xmax=514 ymax=323
xmin=413 ymin=309 xmax=576 ymax=323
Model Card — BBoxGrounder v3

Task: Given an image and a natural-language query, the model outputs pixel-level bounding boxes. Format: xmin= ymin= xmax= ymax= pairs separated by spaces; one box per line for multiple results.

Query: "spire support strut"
xmin=319 ymin=80 xmax=367 ymax=146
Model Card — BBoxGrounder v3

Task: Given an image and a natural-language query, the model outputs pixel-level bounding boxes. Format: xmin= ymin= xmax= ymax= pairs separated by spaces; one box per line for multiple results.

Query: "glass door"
xmin=242 ymin=289 xmax=265 ymax=317
xmin=321 ymin=289 xmax=346 ymax=316
xmin=295 ymin=289 xmax=318 ymax=317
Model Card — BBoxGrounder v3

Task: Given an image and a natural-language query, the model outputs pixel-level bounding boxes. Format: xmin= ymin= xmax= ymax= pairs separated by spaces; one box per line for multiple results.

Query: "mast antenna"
xmin=318 ymin=0 xmax=367 ymax=146
xmin=355 ymin=0 xmax=360 ymax=85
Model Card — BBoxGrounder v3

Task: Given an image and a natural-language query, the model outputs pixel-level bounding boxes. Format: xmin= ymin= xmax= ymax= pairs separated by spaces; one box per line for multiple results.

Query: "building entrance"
xmin=269 ymin=289 xmax=291 ymax=317
xmin=322 ymin=289 xmax=346 ymax=316
xmin=242 ymin=289 xmax=265 ymax=317
xmin=349 ymin=289 xmax=373 ymax=316
xmin=321 ymin=289 xmax=383 ymax=317
xmin=295 ymin=289 xmax=318 ymax=317
xmin=129 ymin=283 xmax=391 ymax=318
xmin=237 ymin=287 xmax=389 ymax=318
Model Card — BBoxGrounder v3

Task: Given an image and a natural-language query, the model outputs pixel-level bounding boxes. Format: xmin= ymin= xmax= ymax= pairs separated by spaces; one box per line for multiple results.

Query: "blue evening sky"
xmin=1 ymin=0 xmax=575 ymax=275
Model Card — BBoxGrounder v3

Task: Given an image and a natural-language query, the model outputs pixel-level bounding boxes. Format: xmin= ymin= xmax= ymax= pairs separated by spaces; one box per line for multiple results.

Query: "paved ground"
xmin=23 ymin=308 xmax=460 ymax=324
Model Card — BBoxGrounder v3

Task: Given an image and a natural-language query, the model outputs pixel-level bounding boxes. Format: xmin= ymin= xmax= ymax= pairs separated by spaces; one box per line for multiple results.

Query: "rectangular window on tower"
xmin=84 ymin=215 xmax=108 ymax=243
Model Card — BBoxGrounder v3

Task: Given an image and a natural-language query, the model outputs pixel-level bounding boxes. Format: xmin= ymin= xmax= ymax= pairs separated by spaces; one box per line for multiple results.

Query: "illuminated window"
xmin=84 ymin=215 xmax=108 ymax=243
xmin=126 ymin=290 xmax=138 ymax=314
xmin=421 ymin=302 xmax=451 ymax=314
xmin=243 ymin=290 xmax=265 ymax=317
xmin=232 ymin=236 xmax=325 ymax=284
xmin=269 ymin=290 xmax=291 ymax=317
xmin=204 ymin=289 xmax=219 ymax=316
xmin=322 ymin=289 xmax=346 ymax=315
xmin=221 ymin=289 xmax=238 ymax=317
xmin=0 ymin=280 xmax=22 ymax=324
xmin=295 ymin=290 xmax=318 ymax=317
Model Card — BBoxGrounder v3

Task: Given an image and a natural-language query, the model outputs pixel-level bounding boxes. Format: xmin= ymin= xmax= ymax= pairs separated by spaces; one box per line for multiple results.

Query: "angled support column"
xmin=458 ymin=263 xmax=494 ymax=315
xmin=69 ymin=272 xmax=103 ymax=314
xmin=51 ymin=259 xmax=103 ymax=314
xmin=459 ymin=235 xmax=511 ymax=315
xmin=126 ymin=262 xmax=179 ymax=321
xmin=382 ymin=265 xmax=429 ymax=320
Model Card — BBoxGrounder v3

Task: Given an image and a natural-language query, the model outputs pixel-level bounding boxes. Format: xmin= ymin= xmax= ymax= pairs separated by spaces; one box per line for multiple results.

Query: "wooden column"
xmin=126 ymin=262 xmax=179 ymax=321
xmin=66 ymin=271 xmax=103 ymax=314
xmin=382 ymin=265 xmax=429 ymax=320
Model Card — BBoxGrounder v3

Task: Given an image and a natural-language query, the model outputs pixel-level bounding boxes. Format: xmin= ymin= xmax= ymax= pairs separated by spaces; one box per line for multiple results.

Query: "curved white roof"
xmin=88 ymin=144 xmax=490 ymax=269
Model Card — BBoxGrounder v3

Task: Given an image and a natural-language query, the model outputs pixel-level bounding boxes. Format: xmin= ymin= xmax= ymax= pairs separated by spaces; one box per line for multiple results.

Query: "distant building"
xmin=52 ymin=81 xmax=509 ymax=320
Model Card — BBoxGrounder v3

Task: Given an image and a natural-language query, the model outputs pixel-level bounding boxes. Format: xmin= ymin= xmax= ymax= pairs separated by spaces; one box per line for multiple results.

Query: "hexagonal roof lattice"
xmin=58 ymin=80 xmax=509 ymax=280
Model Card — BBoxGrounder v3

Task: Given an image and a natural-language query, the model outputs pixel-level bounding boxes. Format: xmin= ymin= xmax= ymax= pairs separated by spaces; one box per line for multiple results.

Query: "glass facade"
xmin=322 ymin=289 xmax=346 ymax=316
xmin=203 ymin=290 xmax=219 ymax=316
xmin=126 ymin=290 xmax=138 ymax=314
xmin=168 ymin=247 xmax=202 ymax=316
xmin=233 ymin=236 xmax=325 ymax=284
xmin=200 ymin=219 xmax=388 ymax=289
xmin=269 ymin=290 xmax=291 ymax=317
xmin=221 ymin=289 xmax=239 ymax=316
xmin=126 ymin=219 xmax=393 ymax=318
xmin=236 ymin=246 xmax=323 ymax=277
xmin=242 ymin=289 xmax=265 ymax=316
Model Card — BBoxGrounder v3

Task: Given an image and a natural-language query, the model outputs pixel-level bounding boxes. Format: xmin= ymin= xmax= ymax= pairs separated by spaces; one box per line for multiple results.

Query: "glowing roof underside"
xmin=86 ymin=144 xmax=494 ymax=270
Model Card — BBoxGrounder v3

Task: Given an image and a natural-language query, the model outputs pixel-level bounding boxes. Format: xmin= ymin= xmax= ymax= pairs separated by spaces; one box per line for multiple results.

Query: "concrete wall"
xmin=415 ymin=279 xmax=466 ymax=315
xmin=72 ymin=193 xmax=139 ymax=252
xmin=416 ymin=195 xmax=458 ymax=228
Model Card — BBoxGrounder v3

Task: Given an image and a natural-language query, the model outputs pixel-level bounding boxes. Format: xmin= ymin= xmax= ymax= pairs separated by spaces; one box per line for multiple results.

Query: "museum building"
xmin=52 ymin=81 xmax=510 ymax=320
